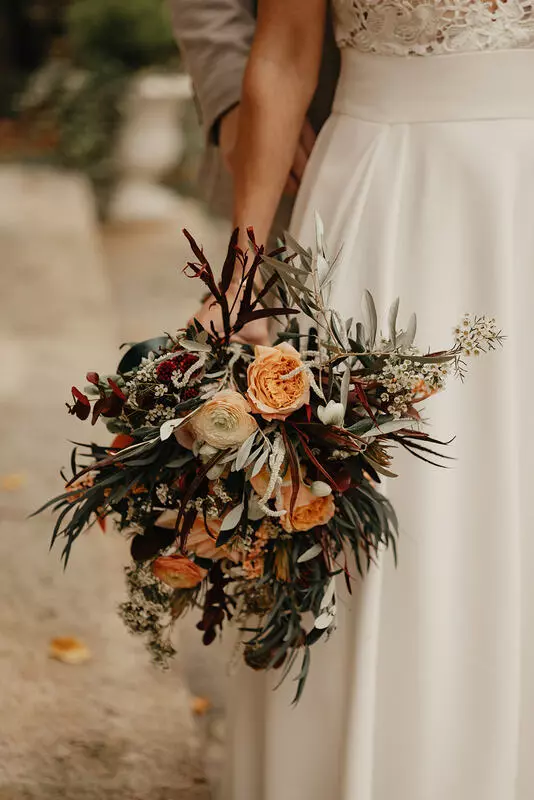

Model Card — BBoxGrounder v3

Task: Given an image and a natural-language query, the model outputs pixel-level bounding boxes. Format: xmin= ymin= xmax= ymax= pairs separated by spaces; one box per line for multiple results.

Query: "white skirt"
xmin=223 ymin=49 xmax=534 ymax=800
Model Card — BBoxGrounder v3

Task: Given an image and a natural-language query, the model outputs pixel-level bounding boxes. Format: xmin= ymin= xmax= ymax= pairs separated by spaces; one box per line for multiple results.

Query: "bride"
xmin=200 ymin=2 xmax=534 ymax=799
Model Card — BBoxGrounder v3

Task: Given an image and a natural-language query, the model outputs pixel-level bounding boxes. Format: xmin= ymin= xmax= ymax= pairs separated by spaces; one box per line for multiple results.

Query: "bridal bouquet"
xmin=37 ymin=219 xmax=502 ymax=700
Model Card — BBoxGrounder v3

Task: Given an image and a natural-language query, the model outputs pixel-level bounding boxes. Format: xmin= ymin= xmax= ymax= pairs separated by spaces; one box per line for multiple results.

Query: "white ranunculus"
xmin=190 ymin=389 xmax=258 ymax=450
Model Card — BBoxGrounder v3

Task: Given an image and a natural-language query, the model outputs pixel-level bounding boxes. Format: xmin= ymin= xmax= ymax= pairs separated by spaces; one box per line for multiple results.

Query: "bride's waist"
xmin=333 ymin=49 xmax=534 ymax=123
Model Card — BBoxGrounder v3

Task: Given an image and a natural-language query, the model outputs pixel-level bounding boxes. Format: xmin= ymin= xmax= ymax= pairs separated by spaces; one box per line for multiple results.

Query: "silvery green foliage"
xmin=262 ymin=215 xmax=421 ymax=363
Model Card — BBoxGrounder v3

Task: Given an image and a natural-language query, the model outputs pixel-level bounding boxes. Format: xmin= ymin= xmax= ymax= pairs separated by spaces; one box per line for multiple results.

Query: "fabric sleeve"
xmin=168 ymin=0 xmax=256 ymax=139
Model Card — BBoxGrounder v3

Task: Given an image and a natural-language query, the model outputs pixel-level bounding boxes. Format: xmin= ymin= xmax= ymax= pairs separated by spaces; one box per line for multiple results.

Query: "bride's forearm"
xmin=233 ymin=61 xmax=310 ymax=244
xmin=232 ymin=0 xmax=326 ymax=248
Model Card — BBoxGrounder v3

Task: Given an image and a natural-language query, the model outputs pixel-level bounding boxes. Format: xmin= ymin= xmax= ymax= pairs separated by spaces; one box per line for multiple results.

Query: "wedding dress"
xmin=223 ymin=3 xmax=534 ymax=799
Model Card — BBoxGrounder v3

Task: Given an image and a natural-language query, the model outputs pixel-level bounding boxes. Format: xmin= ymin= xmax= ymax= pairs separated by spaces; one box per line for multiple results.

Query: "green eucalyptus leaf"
xmin=283 ymin=231 xmax=313 ymax=261
xmin=261 ymin=255 xmax=310 ymax=277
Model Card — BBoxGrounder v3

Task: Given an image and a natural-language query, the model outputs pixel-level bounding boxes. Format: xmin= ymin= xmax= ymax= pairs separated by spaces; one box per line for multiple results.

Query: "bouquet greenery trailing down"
xmin=36 ymin=219 xmax=503 ymax=701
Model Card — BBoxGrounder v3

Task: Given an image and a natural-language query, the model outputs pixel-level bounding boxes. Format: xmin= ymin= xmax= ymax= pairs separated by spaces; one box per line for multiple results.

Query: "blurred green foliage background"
xmin=0 ymin=0 xmax=200 ymax=217
xmin=66 ymin=0 xmax=177 ymax=70
xmin=1 ymin=0 xmax=178 ymax=109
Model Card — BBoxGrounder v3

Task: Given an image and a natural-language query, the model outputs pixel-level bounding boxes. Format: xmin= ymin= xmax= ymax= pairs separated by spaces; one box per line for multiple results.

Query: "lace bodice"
xmin=333 ymin=1 xmax=534 ymax=55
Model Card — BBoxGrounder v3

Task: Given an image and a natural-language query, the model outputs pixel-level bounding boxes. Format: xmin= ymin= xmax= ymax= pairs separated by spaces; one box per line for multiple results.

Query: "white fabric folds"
xmin=223 ymin=48 xmax=534 ymax=800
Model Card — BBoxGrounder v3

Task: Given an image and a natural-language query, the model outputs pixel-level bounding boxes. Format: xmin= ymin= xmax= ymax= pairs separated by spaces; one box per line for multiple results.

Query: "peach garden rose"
xmin=246 ymin=343 xmax=310 ymax=421
xmin=156 ymin=510 xmax=243 ymax=562
xmin=278 ymin=481 xmax=335 ymax=533
xmin=251 ymin=466 xmax=335 ymax=532
xmin=152 ymin=555 xmax=207 ymax=589
xmin=187 ymin=514 xmax=242 ymax=562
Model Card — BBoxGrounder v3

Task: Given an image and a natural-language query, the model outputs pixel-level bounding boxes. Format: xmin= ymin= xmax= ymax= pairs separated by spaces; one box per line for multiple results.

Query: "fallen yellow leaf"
xmin=49 ymin=636 xmax=91 ymax=665
xmin=0 ymin=473 xmax=26 ymax=492
xmin=191 ymin=696 xmax=211 ymax=716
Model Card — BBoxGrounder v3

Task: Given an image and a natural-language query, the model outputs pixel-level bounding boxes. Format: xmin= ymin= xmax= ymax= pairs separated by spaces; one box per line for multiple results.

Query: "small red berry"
xmin=182 ymin=386 xmax=199 ymax=401
xmin=176 ymin=353 xmax=199 ymax=375
xmin=155 ymin=359 xmax=177 ymax=383
xmin=155 ymin=353 xmax=200 ymax=383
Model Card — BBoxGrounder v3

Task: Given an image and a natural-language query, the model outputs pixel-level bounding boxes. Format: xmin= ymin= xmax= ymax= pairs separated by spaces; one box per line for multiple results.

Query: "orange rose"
xmin=246 ymin=343 xmax=310 ymax=421
xmin=187 ymin=514 xmax=241 ymax=562
xmin=277 ymin=481 xmax=335 ymax=533
xmin=189 ymin=389 xmax=257 ymax=449
xmin=250 ymin=465 xmax=271 ymax=498
xmin=152 ymin=555 xmax=207 ymax=589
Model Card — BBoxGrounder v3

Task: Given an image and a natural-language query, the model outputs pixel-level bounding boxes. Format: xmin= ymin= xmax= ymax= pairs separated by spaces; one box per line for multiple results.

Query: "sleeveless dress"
xmin=222 ymin=4 xmax=534 ymax=799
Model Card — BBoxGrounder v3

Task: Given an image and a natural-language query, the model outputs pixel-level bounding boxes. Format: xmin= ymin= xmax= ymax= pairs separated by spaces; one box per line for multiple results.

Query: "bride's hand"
xmin=189 ymin=285 xmax=270 ymax=346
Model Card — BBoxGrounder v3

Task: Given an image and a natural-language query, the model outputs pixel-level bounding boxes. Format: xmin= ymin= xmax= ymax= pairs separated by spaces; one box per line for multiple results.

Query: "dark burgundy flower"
xmin=156 ymin=358 xmax=179 ymax=383
xmin=67 ymin=387 xmax=90 ymax=420
xmin=197 ymin=606 xmax=224 ymax=631
xmin=89 ymin=377 xmax=127 ymax=425
xmin=108 ymin=378 xmax=126 ymax=400
xmin=330 ymin=467 xmax=352 ymax=493
xmin=91 ymin=395 xmax=122 ymax=425
xmin=244 ymin=644 xmax=288 ymax=671
xmin=155 ymin=353 xmax=201 ymax=384
xmin=177 ymin=353 xmax=200 ymax=373
xmin=182 ymin=386 xmax=200 ymax=401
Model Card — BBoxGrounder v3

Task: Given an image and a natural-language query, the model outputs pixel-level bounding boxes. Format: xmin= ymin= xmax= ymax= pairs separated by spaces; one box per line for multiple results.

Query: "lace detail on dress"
xmin=333 ymin=0 xmax=534 ymax=55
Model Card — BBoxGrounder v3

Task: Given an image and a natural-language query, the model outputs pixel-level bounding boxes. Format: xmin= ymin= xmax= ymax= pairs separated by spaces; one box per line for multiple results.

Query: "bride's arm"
xmin=233 ymin=0 xmax=327 ymax=244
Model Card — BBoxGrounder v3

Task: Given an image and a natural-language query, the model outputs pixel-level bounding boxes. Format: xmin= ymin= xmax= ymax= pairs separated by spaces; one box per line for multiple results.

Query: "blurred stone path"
xmin=0 ymin=167 xmax=227 ymax=800
xmin=101 ymin=199 xmax=233 ymax=797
